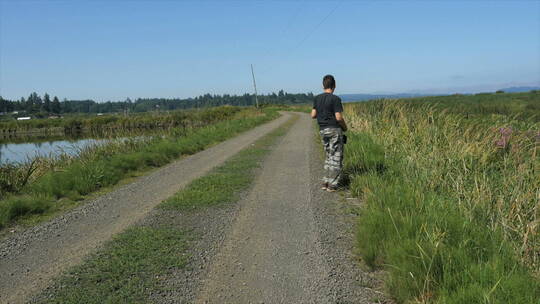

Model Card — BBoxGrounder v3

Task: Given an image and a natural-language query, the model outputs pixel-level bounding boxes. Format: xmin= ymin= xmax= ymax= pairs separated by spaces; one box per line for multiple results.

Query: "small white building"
xmin=17 ymin=116 xmax=31 ymax=121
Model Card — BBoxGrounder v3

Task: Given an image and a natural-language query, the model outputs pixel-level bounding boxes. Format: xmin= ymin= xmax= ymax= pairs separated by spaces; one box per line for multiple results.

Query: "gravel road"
xmin=0 ymin=113 xmax=291 ymax=304
xmin=188 ymin=113 xmax=388 ymax=303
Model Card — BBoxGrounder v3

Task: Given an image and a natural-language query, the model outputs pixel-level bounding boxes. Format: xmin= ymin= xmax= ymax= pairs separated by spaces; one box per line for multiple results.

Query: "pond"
xmin=0 ymin=137 xmax=113 ymax=164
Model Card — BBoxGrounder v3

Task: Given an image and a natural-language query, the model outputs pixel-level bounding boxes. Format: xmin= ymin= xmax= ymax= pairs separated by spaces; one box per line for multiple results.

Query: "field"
xmin=344 ymin=91 xmax=539 ymax=302
xmin=0 ymin=106 xmax=279 ymax=229
xmin=407 ymin=91 xmax=540 ymax=121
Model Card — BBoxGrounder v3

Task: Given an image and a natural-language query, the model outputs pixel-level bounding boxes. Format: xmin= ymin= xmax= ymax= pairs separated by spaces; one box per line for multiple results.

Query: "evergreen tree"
xmin=51 ymin=96 xmax=61 ymax=114
xmin=26 ymin=92 xmax=39 ymax=113
xmin=35 ymin=94 xmax=43 ymax=113
xmin=0 ymin=90 xmax=313 ymax=115
xmin=19 ymin=97 xmax=26 ymax=112
xmin=0 ymin=96 xmax=6 ymax=113
xmin=43 ymin=93 xmax=51 ymax=113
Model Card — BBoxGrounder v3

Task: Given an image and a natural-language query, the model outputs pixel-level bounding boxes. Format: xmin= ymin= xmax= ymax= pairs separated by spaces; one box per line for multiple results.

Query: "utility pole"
xmin=250 ymin=64 xmax=259 ymax=108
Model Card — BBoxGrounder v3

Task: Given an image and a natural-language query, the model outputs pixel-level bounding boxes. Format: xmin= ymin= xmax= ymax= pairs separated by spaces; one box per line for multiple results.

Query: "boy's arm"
xmin=334 ymin=97 xmax=347 ymax=131
xmin=335 ymin=112 xmax=348 ymax=131
xmin=311 ymin=108 xmax=317 ymax=119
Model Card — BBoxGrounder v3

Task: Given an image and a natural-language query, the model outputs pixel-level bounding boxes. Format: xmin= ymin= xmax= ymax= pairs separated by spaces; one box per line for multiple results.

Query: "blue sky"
xmin=1 ymin=0 xmax=539 ymax=101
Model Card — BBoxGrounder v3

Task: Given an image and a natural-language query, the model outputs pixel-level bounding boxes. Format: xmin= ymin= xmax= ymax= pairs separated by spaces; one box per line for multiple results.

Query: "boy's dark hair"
xmin=323 ymin=74 xmax=336 ymax=89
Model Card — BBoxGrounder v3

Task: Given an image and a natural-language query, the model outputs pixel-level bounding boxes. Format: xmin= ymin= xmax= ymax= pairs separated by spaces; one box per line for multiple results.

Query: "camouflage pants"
xmin=320 ymin=127 xmax=344 ymax=188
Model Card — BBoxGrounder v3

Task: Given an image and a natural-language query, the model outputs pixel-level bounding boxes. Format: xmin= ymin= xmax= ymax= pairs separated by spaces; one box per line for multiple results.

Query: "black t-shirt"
xmin=313 ymin=93 xmax=343 ymax=129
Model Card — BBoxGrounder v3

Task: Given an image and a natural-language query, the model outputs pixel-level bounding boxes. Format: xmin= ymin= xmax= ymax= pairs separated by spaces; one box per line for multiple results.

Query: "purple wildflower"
xmin=495 ymin=127 xmax=512 ymax=149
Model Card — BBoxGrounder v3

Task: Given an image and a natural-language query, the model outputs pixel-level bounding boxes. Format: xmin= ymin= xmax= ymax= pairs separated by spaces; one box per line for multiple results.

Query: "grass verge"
xmin=34 ymin=114 xmax=298 ymax=303
xmin=0 ymin=108 xmax=280 ymax=229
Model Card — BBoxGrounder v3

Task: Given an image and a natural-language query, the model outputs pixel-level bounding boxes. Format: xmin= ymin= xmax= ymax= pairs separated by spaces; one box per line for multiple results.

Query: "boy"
xmin=311 ymin=74 xmax=347 ymax=192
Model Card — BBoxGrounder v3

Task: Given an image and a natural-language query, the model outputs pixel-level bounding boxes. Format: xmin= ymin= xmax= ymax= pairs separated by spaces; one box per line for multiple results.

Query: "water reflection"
xmin=0 ymin=138 xmax=112 ymax=164
xmin=0 ymin=129 xmax=167 ymax=165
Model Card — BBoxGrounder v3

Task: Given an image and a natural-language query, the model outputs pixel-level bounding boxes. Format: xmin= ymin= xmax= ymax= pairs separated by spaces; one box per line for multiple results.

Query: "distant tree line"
xmin=0 ymin=90 xmax=313 ymax=117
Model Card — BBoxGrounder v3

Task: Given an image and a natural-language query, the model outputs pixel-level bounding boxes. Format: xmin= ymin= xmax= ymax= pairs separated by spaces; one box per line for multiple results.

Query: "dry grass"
xmin=344 ymin=95 xmax=539 ymax=302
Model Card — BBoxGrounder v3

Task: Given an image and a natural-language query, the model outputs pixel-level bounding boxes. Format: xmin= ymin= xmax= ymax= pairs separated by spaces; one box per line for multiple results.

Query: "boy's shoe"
xmin=326 ymin=186 xmax=338 ymax=192
xmin=321 ymin=182 xmax=328 ymax=190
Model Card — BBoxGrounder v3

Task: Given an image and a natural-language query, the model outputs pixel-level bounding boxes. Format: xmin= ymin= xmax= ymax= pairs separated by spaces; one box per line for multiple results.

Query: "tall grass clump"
xmin=0 ymin=107 xmax=279 ymax=228
xmin=344 ymin=97 xmax=539 ymax=303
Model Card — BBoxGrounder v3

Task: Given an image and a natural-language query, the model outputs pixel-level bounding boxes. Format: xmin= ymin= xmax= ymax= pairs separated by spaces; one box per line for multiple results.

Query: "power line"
xmin=259 ymin=0 xmax=343 ymax=75
xmin=291 ymin=1 xmax=343 ymax=54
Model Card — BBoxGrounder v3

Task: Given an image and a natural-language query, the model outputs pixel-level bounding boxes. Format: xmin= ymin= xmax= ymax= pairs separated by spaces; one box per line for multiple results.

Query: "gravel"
xmin=140 ymin=113 xmax=392 ymax=303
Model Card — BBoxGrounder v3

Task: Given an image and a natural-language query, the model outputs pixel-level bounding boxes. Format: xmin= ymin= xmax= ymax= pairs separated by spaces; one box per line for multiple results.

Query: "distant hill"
xmin=340 ymin=86 xmax=540 ymax=102
xmin=497 ymin=86 xmax=540 ymax=93
xmin=339 ymin=93 xmax=427 ymax=102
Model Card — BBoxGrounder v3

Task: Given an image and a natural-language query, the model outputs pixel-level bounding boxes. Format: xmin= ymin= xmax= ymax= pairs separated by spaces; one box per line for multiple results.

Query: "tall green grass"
xmin=344 ymin=96 xmax=539 ymax=303
xmin=0 ymin=107 xmax=279 ymax=229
